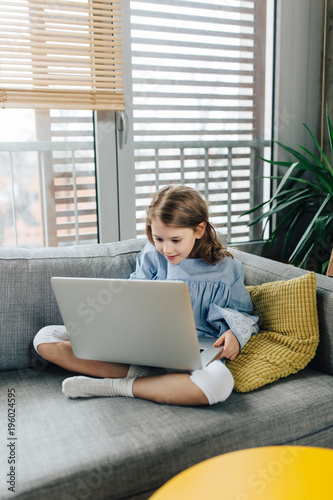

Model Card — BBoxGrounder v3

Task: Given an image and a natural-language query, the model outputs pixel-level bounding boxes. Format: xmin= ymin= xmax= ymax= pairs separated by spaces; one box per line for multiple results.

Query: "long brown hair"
xmin=145 ymin=185 xmax=233 ymax=265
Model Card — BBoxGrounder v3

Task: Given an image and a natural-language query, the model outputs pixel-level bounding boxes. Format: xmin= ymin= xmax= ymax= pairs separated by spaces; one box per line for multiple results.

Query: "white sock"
xmin=62 ymin=376 xmax=136 ymax=399
xmin=127 ymin=364 xmax=154 ymax=378
xmin=127 ymin=364 xmax=167 ymax=378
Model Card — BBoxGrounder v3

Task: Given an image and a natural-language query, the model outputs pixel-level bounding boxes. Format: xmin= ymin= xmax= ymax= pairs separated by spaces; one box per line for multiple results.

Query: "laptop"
xmin=51 ymin=277 xmax=223 ymax=371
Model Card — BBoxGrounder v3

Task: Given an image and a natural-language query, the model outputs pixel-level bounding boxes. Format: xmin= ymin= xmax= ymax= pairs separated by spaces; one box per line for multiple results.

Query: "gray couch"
xmin=0 ymin=238 xmax=332 ymax=500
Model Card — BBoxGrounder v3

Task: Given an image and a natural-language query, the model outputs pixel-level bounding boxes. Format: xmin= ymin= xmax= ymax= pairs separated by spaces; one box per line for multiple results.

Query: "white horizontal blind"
xmin=130 ymin=0 xmax=268 ymax=241
xmin=0 ymin=0 xmax=124 ymax=110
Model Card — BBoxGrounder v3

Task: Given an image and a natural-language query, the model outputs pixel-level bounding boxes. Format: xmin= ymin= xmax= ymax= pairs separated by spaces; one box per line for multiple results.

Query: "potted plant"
xmin=245 ymin=107 xmax=333 ymax=274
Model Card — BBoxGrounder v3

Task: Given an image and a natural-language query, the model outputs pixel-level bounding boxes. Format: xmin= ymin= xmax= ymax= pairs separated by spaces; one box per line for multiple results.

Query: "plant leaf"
xmin=298 ymin=145 xmax=327 ymax=169
xmin=273 ymin=138 xmax=333 ymax=192
xmin=282 ymin=209 xmax=304 ymax=260
xmin=289 ymin=193 xmax=333 ymax=262
xmin=242 ymin=188 xmax=300 ymax=218
xmin=314 ymin=216 xmax=327 ymax=246
xmin=247 ymin=190 xmax=311 ymax=226
xmin=269 ymin=162 xmax=302 ymax=203
xmin=259 ymin=158 xmax=295 ymax=167
xmin=288 ymin=160 xmax=332 ymax=192
xmin=322 ymin=260 xmax=329 ymax=274
xmin=326 ymin=104 xmax=333 ymax=164
xmin=303 ymin=123 xmax=333 ymax=177
xmin=268 ymin=175 xmax=321 ymax=191
xmin=275 ymin=141 xmax=313 ymax=164
xmin=298 ymin=243 xmax=315 ymax=270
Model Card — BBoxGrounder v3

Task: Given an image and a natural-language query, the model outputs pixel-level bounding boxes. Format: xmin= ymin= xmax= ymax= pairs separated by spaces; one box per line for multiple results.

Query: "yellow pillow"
xmin=226 ymin=272 xmax=320 ymax=393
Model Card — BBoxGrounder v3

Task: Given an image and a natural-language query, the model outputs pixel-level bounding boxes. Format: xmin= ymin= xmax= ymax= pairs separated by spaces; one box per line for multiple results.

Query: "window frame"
xmin=95 ymin=0 xmax=324 ymax=248
xmin=94 ymin=1 xmax=136 ymax=243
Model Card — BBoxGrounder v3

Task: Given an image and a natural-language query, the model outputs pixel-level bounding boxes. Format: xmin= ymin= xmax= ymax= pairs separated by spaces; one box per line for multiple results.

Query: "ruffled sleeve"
xmin=207 ymin=276 xmax=259 ymax=350
xmin=129 ymin=241 xmax=167 ymax=280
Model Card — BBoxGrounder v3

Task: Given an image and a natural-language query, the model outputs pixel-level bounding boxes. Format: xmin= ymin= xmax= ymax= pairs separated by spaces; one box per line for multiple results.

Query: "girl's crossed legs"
xmin=34 ymin=326 xmax=234 ymax=406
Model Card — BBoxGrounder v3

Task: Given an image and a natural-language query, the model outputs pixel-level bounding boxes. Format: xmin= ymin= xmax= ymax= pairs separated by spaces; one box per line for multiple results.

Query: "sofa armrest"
xmin=233 ymin=249 xmax=333 ymax=376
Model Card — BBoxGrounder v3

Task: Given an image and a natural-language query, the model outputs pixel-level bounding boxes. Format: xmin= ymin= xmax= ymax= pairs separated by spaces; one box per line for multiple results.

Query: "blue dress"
xmin=130 ymin=242 xmax=259 ymax=349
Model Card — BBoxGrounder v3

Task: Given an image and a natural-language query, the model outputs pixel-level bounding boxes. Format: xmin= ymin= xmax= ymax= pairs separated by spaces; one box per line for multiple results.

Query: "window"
xmin=1 ymin=0 xmax=275 ymax=247
xmin=0 ymin=0 xmax=124 ymax=247
xmin=130 ymin=0 xmax=274 ymax=242
xmin=0 ymin=108 xmax=97 ymax=246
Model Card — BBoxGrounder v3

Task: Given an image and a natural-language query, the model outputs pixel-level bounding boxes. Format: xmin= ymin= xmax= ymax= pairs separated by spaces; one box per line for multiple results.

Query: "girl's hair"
xmin=146 ymin=185 xmax=233 ymax=265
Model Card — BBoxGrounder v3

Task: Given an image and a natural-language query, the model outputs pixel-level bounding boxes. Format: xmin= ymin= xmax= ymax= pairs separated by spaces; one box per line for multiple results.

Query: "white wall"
xmin=274 ymin=0 xmax=324 ymax=159
xmin=236 ymin=0 xmax=324 ymax=255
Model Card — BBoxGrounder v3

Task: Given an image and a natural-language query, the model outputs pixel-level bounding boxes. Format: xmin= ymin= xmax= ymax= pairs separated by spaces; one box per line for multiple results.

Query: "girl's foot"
xmin=62 ymin=375 xmax=135 ymax=399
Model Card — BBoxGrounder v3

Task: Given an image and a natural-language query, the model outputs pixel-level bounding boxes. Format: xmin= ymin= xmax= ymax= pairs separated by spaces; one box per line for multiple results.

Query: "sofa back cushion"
xmin=0 ymin=239 xmax=145 ymax=372
xmin=2 ymin=239 xmax=332 ymax=376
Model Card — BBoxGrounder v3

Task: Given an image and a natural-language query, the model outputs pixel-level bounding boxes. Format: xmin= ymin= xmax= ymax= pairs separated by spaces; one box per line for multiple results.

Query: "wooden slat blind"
xmin=0 ymin=0 xmax=124 ymax=110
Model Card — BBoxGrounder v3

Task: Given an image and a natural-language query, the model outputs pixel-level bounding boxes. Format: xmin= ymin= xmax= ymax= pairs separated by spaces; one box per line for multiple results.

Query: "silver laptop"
xmin=51 ymin=277 xmax=223 ymax=371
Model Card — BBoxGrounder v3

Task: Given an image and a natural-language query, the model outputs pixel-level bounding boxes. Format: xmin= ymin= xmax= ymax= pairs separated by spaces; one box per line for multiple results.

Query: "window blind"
xmin=130 ymin=0 xmax=270 ymax=241
xmin=131 ymin=0 xmax=265 ymax=143
xmin=0 ymin=0 xmax=124 ymax=110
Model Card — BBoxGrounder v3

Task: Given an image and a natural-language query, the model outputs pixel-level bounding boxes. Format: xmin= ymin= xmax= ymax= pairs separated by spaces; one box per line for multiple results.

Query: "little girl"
xmin=34 ymin=185 xmax=259 ymax=406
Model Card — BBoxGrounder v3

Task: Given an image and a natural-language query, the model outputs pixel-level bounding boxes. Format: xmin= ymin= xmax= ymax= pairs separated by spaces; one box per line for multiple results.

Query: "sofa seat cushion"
xmin=226 ymin=272 xmax=320 ymax=392
xmin=0 ymin=365 xmax=332 ymax=500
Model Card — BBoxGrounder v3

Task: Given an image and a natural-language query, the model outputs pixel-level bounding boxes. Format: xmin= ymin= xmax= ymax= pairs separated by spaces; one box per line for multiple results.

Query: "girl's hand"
xmin=213 ymin=329 xmax=240 ymax=361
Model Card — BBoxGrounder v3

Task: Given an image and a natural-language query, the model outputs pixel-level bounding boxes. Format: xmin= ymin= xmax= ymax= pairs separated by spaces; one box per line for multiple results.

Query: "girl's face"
xmin=150 ymin=219 xmax=206 ymax=265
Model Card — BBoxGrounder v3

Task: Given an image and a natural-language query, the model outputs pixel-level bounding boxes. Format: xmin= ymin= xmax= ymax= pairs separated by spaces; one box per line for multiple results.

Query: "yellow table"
xmin=149 ymin=446 xmax=333 ymax=500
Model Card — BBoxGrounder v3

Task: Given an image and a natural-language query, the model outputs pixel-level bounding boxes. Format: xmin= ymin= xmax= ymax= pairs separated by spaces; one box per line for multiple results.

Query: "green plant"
xmin=245 ymin=108 xmax=333 ymax=274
